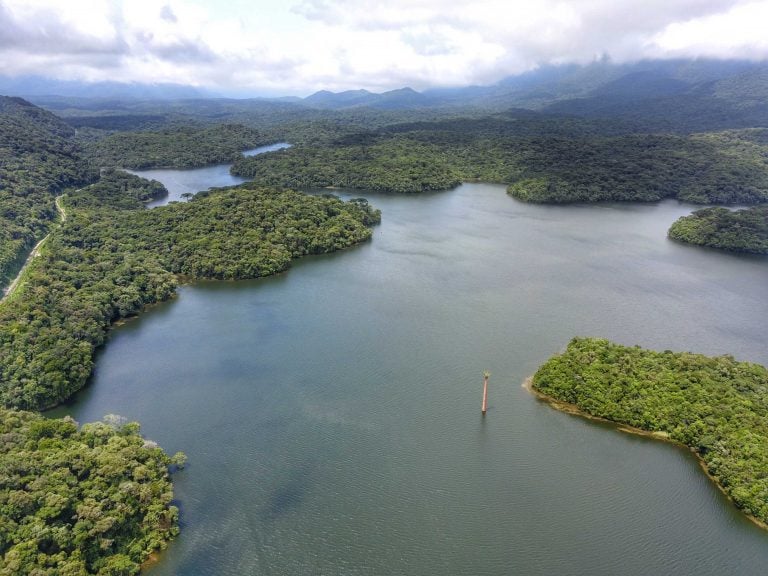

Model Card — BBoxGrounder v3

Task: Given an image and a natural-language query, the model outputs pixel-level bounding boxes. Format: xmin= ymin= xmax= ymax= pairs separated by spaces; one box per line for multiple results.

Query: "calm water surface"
xmin=51 ymin=180 xmax=768 ymax=575
xmin=133 ymin=142 xmax=291 ymax=207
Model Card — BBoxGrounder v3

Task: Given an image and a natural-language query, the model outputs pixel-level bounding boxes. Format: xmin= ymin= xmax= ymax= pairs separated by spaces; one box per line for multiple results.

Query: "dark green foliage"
xmin=508 ymin=131 xmax=768 ymax=204
xmin=0 ymin=98 xmax=187 ymax=575
xmin=543 ymin=90 xmax=768 ymax=133
xmin=82 ymin=124 xmax=270 ymax=169
xmin=668 ymin=205 xmax=768 ymax=254
xmin=0 ymin=96 xmax=77 ymax=139
xmin=66 ymin=114 xmax=171 ymax=132
xmin=233 ymin=119 xmax=768 ymax=203
xmin=533 ymin=338 xmax=768 ymax=524
xmin=0 ymin=97 xmax=94 ymax=285
xmin=66 ymin=170 xmax=168 ymax=210
xmin=0 ymin=185 xmax=379 ymax=410
xmin=149 ymin=186 xmax=380 ymax=278
xmin=232 ymin=138 xmax=462 ymax=193
xmin=0 ymin=407 xmax=182 ymax=575
xmin=0 ymin=231 xmax=177 ymax=409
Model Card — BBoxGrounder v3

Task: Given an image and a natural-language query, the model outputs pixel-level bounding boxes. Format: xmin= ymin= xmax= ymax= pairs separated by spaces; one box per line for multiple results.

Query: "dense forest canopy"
xmin=66 ymin=169 xmax=168 ymax=210
xmin=81 ymin=123 xmax=270 ymax=170
xmin=0 ymin=407 xmax=184 ymax=575
xmin=0 ymin=183 xmax=380 ymax=411
xmin=232 ymin=124 xmax=768 ymax=204
xmin=0 ymin=96 xmax=93 ymax=286
xmin=232 ymin=138 xmax=464 ymax=193
xmin=668 ymin=205 xmax=768 ymax=254
xmin=532 ymin=337 xmax=768 ymax=526
xmin=507 ymin=130 xmax=768 ymax=204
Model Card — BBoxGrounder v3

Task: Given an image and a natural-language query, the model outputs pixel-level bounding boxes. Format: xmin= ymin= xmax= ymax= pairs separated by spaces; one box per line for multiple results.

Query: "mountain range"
xmin=3 ymin=58 xmax=768 ymax=134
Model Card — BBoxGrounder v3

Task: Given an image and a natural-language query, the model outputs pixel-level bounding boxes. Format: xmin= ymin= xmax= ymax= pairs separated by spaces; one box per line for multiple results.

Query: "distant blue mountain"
xmin=302 ymin=87 xmax=429 ymax=110
xmin=6 ymin=58 xmax=768 ymax=132
xmin=297 ymin=59 xmax=768 ymax=116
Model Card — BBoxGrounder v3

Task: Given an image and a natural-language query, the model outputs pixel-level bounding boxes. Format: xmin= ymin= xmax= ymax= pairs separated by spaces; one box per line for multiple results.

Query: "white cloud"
xmin=648 ymin=1 xmax=768 ymax=58
xmin=0 ymin=0 xmax=766 ymax=95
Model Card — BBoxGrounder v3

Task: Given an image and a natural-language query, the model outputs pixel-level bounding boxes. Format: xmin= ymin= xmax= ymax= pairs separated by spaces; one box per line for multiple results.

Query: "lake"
xmin=133 ymin=142 xmax=291 ymax=207
xmin=50 ymin=173 xmax=768 ymax=575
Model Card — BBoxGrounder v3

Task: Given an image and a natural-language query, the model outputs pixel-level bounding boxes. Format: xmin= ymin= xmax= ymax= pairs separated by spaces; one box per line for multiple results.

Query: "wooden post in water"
xmin=482 ymin=370 xmax=490 ymax=415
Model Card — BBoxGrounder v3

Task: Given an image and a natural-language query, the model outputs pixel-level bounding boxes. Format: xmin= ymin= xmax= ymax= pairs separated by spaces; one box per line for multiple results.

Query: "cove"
xmin=50 ymin=182 xmax=768 ymax=576
xmin=132 ymin=142 xmax=291 ymax=207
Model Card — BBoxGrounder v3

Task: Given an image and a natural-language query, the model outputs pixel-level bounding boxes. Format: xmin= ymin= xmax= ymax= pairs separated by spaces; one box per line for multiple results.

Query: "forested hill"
xmin=0 ymin=96 xmax=77 ymax=138
xmin=0 ymin=96 xmax=94 ymax=287
xmin=81 ymin=123 xmax=271 ymax=170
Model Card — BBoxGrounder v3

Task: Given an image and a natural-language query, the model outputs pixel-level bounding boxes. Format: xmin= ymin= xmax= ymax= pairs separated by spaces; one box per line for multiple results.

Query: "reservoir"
xmin=134 ymin=142 xmax=291 ymax=207
xmin=50 ymin=175 xmax=768 ymax=575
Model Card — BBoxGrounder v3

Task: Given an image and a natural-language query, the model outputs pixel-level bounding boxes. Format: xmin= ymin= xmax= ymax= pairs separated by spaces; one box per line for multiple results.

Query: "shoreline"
xmin=522 ymin=376 xmax=768 ymax=532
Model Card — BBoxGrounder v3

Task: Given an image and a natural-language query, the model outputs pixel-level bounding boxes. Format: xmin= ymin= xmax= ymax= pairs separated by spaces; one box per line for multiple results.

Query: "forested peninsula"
xmin=232 ymin=121 xmax=768 ymax=204
xmin=531 ymin=338 xmax=768 ymax=526
xmin=0 ymin=97 xmax=380 ymax=574
xmin=668 ymin=205 xmax=768 ymax=254
xmin=0 ymin=184 xmax=379 ymax=411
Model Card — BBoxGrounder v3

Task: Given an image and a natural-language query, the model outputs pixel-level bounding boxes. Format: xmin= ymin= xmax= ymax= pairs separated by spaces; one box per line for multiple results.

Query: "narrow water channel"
xmin=135 ymin=142 xmax=291 ymax=207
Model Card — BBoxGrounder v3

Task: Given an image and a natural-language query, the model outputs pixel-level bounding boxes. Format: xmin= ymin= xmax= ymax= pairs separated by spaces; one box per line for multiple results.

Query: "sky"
xmin=0 ymin=0 xmax=767 ymax=96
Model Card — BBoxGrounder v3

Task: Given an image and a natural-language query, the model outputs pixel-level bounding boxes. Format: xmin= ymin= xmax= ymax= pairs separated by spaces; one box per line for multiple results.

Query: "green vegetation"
xmin=66 ymin=169 xmax=167 ymax=211
xmin=0 ymin=184 xmax=379 ymax=410
xmin=232 ymin=121 xmax=768 ymax=204
xmin=508 ymin=131 xmax=768 ymax=204
xmin=0 ymin=407 xmax=184 ymax=575
xmin=3 ymin=65 xmax=767 ymax=569
xmin=532 ymin=337 xmax=768 ymax=524
xmin=0 ymin=98 xmax=379 ymax=573
xmin=232 ymin=138 xmax=462 ymax=193
xmin=0 ymin=96 xmax=93 ymax=286
xmin=0 ymin=105 xmax=377 ymax=415
xmin=82 ymin=124 xmax=270 ymax=169
xmin=668 ymin=205 xmax=768 ymax=254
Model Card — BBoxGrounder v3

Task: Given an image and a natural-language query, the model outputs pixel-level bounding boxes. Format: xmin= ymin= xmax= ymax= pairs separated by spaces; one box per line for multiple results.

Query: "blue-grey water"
xmin=134 ymin=143 xmax=291 ymax=207
xmin=50 ymin=178 xmax=768 ymax=575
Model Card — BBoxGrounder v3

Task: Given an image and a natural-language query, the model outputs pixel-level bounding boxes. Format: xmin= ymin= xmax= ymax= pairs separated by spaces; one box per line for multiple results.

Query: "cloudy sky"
xmin=1 ymin=0 xmax=767 ymax=96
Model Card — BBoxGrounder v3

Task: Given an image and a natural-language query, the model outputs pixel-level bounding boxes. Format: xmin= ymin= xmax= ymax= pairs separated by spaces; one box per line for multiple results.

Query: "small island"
xmin=530 ymin=337 xmax=768 ymax=527
xmin=668 ymin=205 xmax=768 ymax=254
